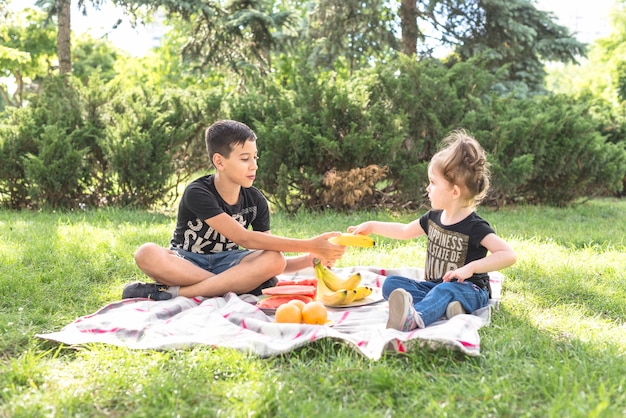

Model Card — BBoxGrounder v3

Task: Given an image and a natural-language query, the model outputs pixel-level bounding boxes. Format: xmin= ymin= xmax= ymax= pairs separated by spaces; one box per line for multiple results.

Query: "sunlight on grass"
xmin=1 ymin=200 xmax=625 ymax=417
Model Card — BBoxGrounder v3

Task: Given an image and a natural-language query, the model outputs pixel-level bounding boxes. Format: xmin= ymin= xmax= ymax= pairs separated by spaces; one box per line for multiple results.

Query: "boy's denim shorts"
xmin=170 ymin=247 xmax=278 ymax=295
xmin=171 ymin=247 xmax=253 ymax=275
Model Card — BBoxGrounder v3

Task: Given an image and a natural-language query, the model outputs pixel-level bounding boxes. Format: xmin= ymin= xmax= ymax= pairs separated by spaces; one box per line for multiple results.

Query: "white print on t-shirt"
xmin=182 ymin=207 xmax=257 ymax=253
xmin=424 ymin=221 xmax=469 ymax=280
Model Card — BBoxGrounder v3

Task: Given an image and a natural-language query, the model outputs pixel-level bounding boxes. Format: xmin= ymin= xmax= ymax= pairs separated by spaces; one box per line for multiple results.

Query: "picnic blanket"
xmin=37 ymin=267 xmax=503 ymax=359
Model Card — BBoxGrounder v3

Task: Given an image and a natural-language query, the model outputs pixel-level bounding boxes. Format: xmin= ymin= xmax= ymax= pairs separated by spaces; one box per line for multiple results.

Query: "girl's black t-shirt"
xmin=419 ymin=210 xmax=495 ymax=290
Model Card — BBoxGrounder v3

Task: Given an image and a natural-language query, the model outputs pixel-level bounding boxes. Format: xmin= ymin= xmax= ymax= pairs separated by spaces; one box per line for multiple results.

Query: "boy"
xmin=123 ymin=120 xmax=346 ymax=300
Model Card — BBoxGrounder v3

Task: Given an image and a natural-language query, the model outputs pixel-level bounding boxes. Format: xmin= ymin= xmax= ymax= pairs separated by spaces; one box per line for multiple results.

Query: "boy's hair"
xmin=430 ymin=130 xmax=491 ymax=206
xmin=205 ymin=120 xmax=257 ymax=167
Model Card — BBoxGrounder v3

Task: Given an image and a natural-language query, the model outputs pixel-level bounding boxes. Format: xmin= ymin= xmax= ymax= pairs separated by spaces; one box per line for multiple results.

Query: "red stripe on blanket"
xmin=335 ymin=311 xmax=351 ymax=325
xmin=80 ymin=327 xmax=121 ymax=334
xmin=459 ymin=340 xmax=478 ymax=348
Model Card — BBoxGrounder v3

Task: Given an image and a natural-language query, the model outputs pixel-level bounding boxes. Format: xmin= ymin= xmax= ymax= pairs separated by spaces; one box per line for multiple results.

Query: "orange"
xmin=288 ymin=299 xmax=306 ymax=311
xmin=275 ymin=302 xmax=302 ymax=323
xmin=301 ymin=301 xmax=328 ymax=325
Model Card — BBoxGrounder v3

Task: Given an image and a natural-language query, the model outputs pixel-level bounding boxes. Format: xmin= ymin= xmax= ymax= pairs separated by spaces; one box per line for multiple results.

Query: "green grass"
xmin=1 ymin=199 xmax=625 ymax=417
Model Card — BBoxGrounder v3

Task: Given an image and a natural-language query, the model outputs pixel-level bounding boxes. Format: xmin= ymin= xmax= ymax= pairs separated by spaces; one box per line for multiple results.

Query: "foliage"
xmin=103 ymin=85 xmax=206 ymax=207
xmin=445 ymin=0 xmax=586 ymax=95
xmin=0 ymin=6 xmax=57 ymax=109
xmin=71 ymin=35 xmax=121 ymax=84
xmin=467 ymin=94 xmax=626 ymax=205
xmin=229 ymin=57 xmax=406 ymax=211
xmin=0 ymin=74 xmax=222 ymax=209
xmin=304 ymin=0 xmax=399 ymax=73
xmin=230 ymin=54 xmax=623 ymax=210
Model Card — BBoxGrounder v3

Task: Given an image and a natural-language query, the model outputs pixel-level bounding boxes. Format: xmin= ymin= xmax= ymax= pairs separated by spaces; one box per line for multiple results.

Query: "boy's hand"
xmin=311 ymin=231 xmax=346 ymax=264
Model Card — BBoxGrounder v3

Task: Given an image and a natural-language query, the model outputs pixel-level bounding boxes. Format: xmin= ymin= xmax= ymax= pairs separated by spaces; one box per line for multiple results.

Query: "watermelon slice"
xmin=256 ymin=295 xmax=313 ymax=309
xmin=261 ymin=284 xmax=316 ymax=297
xmin=276 ymin=278 xmax=318 ymax=287
xmin=275 ymin=278 xmax=318 ymax=299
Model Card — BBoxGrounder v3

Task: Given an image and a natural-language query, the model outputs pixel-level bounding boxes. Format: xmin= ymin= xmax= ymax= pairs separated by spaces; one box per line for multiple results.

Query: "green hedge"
xmin=1 ymin=58 xmax=624 ymax=210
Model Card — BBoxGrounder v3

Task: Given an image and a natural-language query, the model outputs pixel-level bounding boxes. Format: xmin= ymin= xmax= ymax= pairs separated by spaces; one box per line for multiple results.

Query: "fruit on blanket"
xmin=261 ymin=284 xmax=316 ymax=297
xmin=342 ymin=289 xmax=358 ymax=304
xmin=301 ymin=301 xmax=327 ymax=325
xmin=354 ymin=285 xmax=373 ymax=300
xmin=313 ymin=258 xmax=362 ymax=291
xmin=312 ymin=259 xmax=375 ymax=305
xmin=275 ymin=303 xmax=302 ymax=323
xmin=288 ymin=299 xmax=306 ymax=311
xmin=329 ymin=233 xmax=375 ymax=248
xmin=257 ymin=295 xmax=313 ymax=309
xmin=314 ymin=265 xmax=352 ymax=306
xmin=276 ymin=278 xmax=318 ymax=287
xmin=276 ymin=278 xmax=318 ymax=299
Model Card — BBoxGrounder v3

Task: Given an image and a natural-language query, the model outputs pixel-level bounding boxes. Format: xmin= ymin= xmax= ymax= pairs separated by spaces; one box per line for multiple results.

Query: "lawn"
xmin=0 ymin=199 xmax=624 ymax=417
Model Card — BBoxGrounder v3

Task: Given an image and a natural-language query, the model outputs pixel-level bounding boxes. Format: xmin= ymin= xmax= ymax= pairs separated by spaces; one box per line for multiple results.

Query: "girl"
xmin=348 ymin=131 xmax=516 ymax=330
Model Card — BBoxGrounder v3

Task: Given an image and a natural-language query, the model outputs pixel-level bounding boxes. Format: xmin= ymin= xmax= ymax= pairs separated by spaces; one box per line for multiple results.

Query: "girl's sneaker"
xmin=445 ymin=301 xmax=466 ymax=319
xmin=386 ymin=288 xmax=425 ymax=331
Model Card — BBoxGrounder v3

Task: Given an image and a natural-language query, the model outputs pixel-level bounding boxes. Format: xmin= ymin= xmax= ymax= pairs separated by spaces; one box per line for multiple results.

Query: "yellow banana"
xmin=329 ymin=233 xmax=375 ymax=248
xmin=314 ymin=266 xmax=348 ymax=305
xmin=354 ymin=286 xmax=373 ymax=301
xmin=341 ymin=289 xmax=358 ymax=304
xmin=313 ymin=259 xmax=362 ymax=291
xmin=326 ymin=272 xmax=362 ymax=292
xmin=320 ymin=289 xmax=349 ymax=306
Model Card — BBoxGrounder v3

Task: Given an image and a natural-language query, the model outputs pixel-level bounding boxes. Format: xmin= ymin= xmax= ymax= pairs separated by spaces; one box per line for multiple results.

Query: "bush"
xmin=0 ymin=75 xmax=220 ymax=209
xmin=230 ymin=61 xmax=405 ymax=211
xmin=468 ymin=94 xmax=626 ymax=205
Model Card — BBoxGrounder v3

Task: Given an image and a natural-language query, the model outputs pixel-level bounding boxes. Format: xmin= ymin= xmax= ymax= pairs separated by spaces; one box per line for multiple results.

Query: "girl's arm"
xmin=443 ymin=233 xmax=517 ymax=282
xmin=347 ymin=219 xmax=425 ymax=240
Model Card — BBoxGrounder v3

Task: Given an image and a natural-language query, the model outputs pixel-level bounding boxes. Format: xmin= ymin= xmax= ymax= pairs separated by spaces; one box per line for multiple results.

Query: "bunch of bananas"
xmin=313 ymin=258 xmax=374 ymax=306
xmin=329 ymin=233 xmax=375 ymax=247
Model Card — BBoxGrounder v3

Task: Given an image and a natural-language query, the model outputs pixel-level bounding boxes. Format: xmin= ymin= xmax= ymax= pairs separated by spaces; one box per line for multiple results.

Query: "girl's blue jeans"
xmin=382 ymin=276 xmax=489 ymax=326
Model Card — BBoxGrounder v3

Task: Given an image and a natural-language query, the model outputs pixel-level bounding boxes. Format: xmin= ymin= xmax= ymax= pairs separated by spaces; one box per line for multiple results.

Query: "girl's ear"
xmin=451 ymin=184 xmax=462 ymax=199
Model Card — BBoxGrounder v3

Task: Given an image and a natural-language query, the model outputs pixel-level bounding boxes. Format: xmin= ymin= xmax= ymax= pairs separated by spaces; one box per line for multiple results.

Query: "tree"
xmin=304 ymin=0 xmax=399 ymax=72
xmin=35 ymin=0 xmax=113 ymax=76
xmin=0 ymin=6 xmax=57 ymax=108
xmin=398 ymin=0 xmax=586 ymax=94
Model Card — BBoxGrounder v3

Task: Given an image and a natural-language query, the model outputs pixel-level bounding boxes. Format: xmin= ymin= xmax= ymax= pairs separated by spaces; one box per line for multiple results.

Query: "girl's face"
xmin=220 ymin=139 xmax=259 ymax=188
xmin=426 ymin=165 xmax=455 ymax=210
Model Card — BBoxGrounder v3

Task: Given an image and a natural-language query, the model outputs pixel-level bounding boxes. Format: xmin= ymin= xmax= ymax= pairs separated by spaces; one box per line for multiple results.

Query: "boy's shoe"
xmin=122 ymin=282 xmax=172 ymax=301
xmin=386 ymin=289 xmax=425 ymax=331
xmin=249 ymin=276 xmax=279 ymax=296
xmin=445 ymin=301 xmax=466 ymax=319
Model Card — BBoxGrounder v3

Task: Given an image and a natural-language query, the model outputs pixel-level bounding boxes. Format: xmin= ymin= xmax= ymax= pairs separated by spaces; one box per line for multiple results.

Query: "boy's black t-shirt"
xmin=418 ymin=210 xmax=494 ymax=290
xmin=170 ymin=174 xmax=270 ymax=254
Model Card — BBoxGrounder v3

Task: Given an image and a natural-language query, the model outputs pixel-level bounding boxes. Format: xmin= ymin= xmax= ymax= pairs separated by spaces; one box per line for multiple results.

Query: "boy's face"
xmin=217 ymin=139 xmax=259 ymax=188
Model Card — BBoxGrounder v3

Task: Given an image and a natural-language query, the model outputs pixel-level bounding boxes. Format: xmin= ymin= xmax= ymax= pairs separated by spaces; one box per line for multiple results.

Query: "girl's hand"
xmin=346 ymin=222 xmax=373 ymax=236
xmin=442 ymin=265 xmax=473 ymax=283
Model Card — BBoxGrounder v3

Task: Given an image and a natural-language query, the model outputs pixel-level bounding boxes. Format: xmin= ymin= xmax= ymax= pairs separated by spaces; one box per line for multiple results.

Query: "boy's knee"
xmin=251 ymin=250 xmax=286 ymax=277
xmin=134 ymin=243 xmax=160 ymax=267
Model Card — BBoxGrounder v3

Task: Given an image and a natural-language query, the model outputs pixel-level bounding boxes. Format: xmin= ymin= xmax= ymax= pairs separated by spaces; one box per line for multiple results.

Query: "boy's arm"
xmin=442 ymin=233 xmax=517 ymax=282
xmin=283 ymin=253 xmax=316 ymax=274
xmin=205 ymin=213 xmax=346 ymax=262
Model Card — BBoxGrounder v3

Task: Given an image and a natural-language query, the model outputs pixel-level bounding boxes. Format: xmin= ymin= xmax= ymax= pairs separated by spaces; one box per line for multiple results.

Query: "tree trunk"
xmin=400 ymin=0 xmax=418 ymax=56
xmin=57 ymin=0 xmax=72 ymax=74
